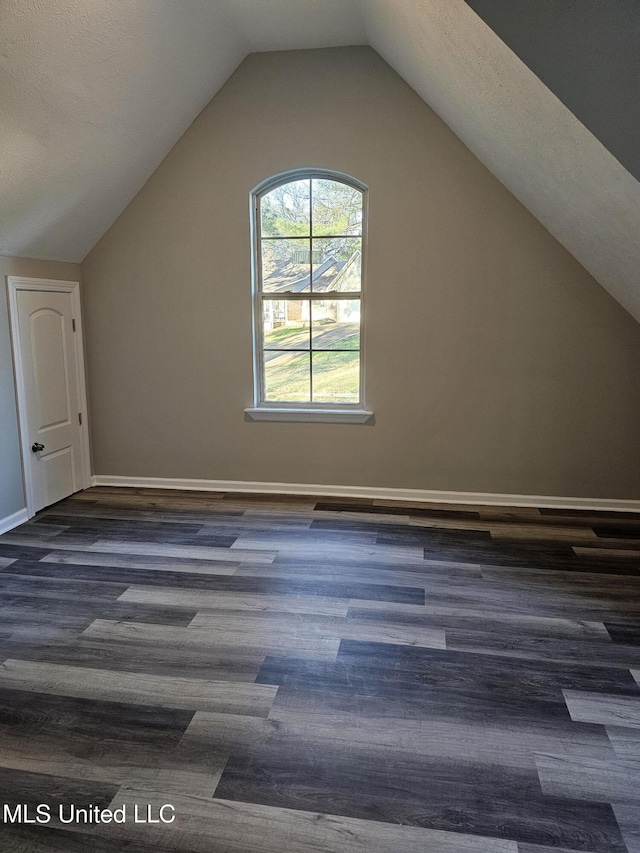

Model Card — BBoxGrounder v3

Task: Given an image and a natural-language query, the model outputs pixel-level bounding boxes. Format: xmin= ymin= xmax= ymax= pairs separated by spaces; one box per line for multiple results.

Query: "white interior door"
xmin=15 ymin=288 xmax=86 ymax=512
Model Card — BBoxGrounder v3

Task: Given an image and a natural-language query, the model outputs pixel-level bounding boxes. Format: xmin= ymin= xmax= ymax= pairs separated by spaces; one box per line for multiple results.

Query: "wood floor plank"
xmin=606 ymin=725 xmax=640 ymax=760
xmin=40 ymin=503 xmax=248 ymax=525
xmin=0 ymin=532 xmax=271 ymax=563
xmin=40 ymin=550 xmax=239 ymax=575
xmin=567 ymin=538 xmax=640 ymax=550
xmin=8 ymin=522 xmax=70 ymax=540
xmin=39 ymin=514 xmax=207 ymax=536
xmin=0 ymin=569 xmax=128 ymax=598
xmin=214 ymin=743 xmax=626 ymax=850
xmin=190 ymin=609 xmax=446 ymax=649
xmin=310 ymin=512 xmax=417 ymax=529
xmin=0 ymin=637 xmax=266 ymax=682
xmin=479 ymin=557 xmax=640 ymax=580
xmin=574 ymin=546 xmax=640 ymax=559
xmin=350 ymin=579 xmax=640 ymax=619
xmin=348 ymin=602 xmax=610 ymax=641
xmin=0 ymin=823 xmax=164 ymax=852
xmin=563 ymin=689 xmax=640 ymax=728
xmin=258 ymin=641 xmax=640 ymax=728
xmin=606 ymin=623 xmax=640 ymax=644
xmin=0 ymin=595 xmax=197 ymax=628
xmin=0 ymin=738 xmax=223 ymax=797
xmin=1 ymin=486 xmax=640 ymax=852
xmin=0 ymin=659 xmax=278 ymax=716
xmin=89 ymin=540 xmax=277 ymax=563
xmin=489 ymin=523 xmax=598 ymax=542
xmin=233 ymin=560 xmax=471 ymax=587
xmin=612 ymin=803 xmax=640 ymax=853
xmin=8 ymin=560 xmax=427 ymax=603
xmin=217 ymin=498 xmax=316 ymax=511
xmin=228 ymin=529 xmax=379 ymax=545
xmin=119 ymin=586 xmax=350 ymax=617
xmin=182 ymin=708 xmax=614 ymax=771
xmin=0 ymin=766 xmax=119 ymax=819
xmin=82 ymin=618 xmax=342 ymax=660
xmin=517 ymin=846 xmax=604 ymax=853
xmin=445 ymin=629 xmax=640 ymax=669
xmin=536 ymin=752 xmax=640 ymax=804
xmin=0 ymin=690 xmax=235 ymax=794
xmin=0 ymin=684 xmax=194 ymax=744
xmin=105 ymin=790 xmax=520 ymax=853
xmin=232 ymin=534 xmax=429 ymax=565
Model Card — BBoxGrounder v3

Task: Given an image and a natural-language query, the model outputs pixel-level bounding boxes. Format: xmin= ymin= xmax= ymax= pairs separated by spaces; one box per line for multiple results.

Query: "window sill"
xmin=244 ymin=407 xmax=374 ymax=424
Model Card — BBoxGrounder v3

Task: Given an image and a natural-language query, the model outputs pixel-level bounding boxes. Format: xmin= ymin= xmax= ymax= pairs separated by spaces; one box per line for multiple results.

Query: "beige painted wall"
xmin=0 ymin=255 xmax=81 ymax=520
xmin=82 ymin=47 xmax=640 ymax=500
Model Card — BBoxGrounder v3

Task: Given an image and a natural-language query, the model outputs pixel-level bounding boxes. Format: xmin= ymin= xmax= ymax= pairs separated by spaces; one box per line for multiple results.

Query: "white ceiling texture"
xmin=1 ymin=0 xmax=639 ymax=319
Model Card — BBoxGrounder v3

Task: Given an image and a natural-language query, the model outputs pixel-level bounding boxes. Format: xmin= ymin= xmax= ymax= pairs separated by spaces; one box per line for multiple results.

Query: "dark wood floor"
xmin=0 ymin=487 xmax=640 ymax=852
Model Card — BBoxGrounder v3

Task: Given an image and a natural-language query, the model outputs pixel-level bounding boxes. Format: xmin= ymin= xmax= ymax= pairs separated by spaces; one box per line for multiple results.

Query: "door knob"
xmin=31 ymin=442 xmax=45 ymax=452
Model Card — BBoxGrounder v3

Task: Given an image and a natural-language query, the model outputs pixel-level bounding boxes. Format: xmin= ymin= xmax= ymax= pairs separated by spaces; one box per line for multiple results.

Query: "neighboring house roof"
xmin=263 ymin=251 xmax=361 ymax=294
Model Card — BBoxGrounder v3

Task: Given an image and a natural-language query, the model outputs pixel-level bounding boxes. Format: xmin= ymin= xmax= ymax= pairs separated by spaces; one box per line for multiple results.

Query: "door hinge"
xmin=78 ymin=412 xmax=82 ymax=425
xmin=72 ymin=319 xmax=76 ymax=332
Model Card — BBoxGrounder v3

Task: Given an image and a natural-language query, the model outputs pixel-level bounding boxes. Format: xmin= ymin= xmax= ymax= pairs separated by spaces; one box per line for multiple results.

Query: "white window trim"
xmin=245 ymin=168 xmax=373 ymax=424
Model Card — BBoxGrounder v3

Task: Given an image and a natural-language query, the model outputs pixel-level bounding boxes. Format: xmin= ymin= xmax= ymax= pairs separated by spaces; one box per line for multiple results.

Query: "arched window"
xmin=247 ymin=169 xmax=371 ymax=422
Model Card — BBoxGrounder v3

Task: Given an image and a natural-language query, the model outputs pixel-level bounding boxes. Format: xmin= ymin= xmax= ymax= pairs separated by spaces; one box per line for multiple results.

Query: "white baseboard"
xmin=0 ymin=507 xmax=29 ymax=536
xmin=90 ymin=475 xmax=640 ymax=513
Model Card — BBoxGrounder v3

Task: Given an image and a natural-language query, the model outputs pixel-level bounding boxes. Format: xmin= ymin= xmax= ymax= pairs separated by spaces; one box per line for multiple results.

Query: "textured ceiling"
xmin=1 ymin=0 xmax=639 ymax=320
xmin=360 ymin=0 xmax=640 ymax=321
xmin=0 ymin=0 xmax=365 ymax=263
xmin=465 ymin=0 xmax=640 ymax=181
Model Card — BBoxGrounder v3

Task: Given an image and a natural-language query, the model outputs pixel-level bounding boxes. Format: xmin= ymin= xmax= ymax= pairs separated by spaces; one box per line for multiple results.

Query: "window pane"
xmin=263 ymin=300 xmax=310 ymax=349
xmin=261 ymin=239 xmax=311 ymax=293
xmin=261 ymin=180 xmax=310 ymax=237
xmin=312 ymin=300 xmax=360 ymax=350
xmin=264 ymin=351 xmax=311 ymax=402
xmin=311 ymin=238 xmax=361 ymax=292
xmin=312 ymin=179 xmax=362 ymax=236
xmin=312 ymin=351 xmax=360 ymax=404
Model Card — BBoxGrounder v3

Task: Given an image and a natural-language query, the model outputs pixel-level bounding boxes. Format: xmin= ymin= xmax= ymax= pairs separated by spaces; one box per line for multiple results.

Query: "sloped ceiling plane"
xmin=1 ymin=0 xmax=638 ymax=318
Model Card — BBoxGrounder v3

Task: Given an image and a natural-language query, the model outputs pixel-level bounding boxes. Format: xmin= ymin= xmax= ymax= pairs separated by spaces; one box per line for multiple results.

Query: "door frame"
xmin=6 ymin=276 xmax=92 ymax=518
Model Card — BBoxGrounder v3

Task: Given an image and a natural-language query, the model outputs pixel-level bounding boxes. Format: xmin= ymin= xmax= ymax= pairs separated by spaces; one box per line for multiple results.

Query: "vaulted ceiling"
xmin=1 ymin=0 xmax=639 ymax=319
xmin=466 ymin=0 xmax=640 ymax=183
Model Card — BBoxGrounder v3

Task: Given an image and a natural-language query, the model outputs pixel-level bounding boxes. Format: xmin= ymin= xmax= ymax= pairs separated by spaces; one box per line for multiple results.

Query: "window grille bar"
xmin=261 ymin=234 xmax=362 ymax=240
xmin=259 ymin=292 xmax=361 ymax=300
